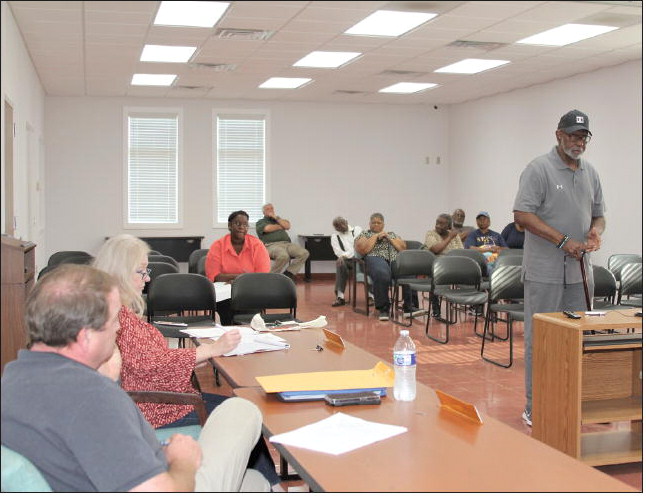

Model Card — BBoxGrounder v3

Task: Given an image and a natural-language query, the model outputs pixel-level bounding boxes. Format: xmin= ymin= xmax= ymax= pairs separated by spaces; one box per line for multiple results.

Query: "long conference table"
xmin=206 ymin=328 xmax=634 ymax=492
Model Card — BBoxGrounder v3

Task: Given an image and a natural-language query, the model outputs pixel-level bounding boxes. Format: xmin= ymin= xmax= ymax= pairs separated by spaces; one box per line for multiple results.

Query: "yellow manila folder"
xmin=256 ymin=362 xmax=394 ymax=393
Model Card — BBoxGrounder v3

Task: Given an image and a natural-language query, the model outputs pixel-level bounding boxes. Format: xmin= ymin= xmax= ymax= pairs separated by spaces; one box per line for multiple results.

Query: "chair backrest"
xmin=188 ymin=249 xmax=209 ymax=273
xmin=392 ymin=250 xmax=435 ymax=279
xmin=148 ymin=254 xmax=180 ymax=269
xmin=196 ymin=255 xmax=207 ymax=277
xmin=489 ymin=265 xmax=523 ymax=302
xmin=433 ymin=256 xmax=482 ymax=287
xmin=1 ymin=445 xmax=52 ymax=492
xmin=592 ymin=265 xmax=617 ymax=299
xmin=608 ymin=254 xmax=642 ymax=281
xmin=444 ymin=249 xmax=487 ymax=278
xmin=231 ymin=273 xmax=297 ymax=316
xmin=405 ymin=240 xmax=424 ymax=250
xmin=619 ymin=262 xmax=642 ymax=298
xmin=147 ymin=273 xmax=216 ymax=317
xmin=47 ymin=251 xmax=92 ymax=267
xmin=498 ymin=248 xmax=524 ymax=259
xmin=144 ymin=261 xmax=180 ymax=294
xmin=494 ymin=254 xmax=523 ymax=268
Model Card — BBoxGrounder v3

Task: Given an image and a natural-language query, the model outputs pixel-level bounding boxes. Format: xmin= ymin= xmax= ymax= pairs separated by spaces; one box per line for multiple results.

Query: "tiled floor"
xmin=197 ymin=278 xmax=642 ymax=491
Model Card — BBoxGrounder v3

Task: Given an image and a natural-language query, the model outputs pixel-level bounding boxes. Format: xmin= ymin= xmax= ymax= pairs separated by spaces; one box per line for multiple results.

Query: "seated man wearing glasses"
xmin=206 ymin=210 xmax=271 ymax=324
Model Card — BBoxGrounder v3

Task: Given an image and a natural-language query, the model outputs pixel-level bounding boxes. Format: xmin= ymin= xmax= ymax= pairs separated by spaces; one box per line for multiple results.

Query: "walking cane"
xmin=579 ymin=252 xmax=592 ymax=311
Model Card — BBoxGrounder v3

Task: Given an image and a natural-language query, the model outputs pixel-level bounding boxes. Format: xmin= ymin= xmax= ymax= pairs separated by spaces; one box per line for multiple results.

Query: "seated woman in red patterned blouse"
xmin=93 ymin=234 xmax=280 ymax=488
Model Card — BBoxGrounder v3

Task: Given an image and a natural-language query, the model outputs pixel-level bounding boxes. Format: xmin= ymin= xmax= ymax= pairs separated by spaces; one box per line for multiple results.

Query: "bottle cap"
xmin=400 ymin=330 xmax=409 ymax=336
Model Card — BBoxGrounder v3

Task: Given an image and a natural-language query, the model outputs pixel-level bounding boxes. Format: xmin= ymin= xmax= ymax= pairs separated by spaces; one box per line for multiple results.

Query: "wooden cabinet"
xmin=533 ymin=311 xmax=642 ymax=466
xmin=1 ymin=235 xmax=36 ymax=374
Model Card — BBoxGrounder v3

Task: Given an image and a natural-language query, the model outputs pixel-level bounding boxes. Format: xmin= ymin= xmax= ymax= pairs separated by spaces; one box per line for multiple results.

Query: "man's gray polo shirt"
xmin=513 ymin=146 xmax=605 ymax=284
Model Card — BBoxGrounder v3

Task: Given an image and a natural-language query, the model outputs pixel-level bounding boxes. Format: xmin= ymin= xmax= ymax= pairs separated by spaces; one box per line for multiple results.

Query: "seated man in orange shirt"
xmin=205 ymin=210 xmax=271 ymax=324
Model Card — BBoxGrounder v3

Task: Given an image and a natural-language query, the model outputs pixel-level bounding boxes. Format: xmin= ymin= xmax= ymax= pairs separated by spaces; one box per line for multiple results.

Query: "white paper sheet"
xmin=181 ymin=325 xmax=255 ymax=339
xmin=213 ymin=282 xmax=232 ymax=302
xmin=269 ymin=412 xmax=407 ymax=455
xmin=180 ymin=325 xmax=288 ymax=355
xmin=223 ymin=333 xmax=289 ymax=356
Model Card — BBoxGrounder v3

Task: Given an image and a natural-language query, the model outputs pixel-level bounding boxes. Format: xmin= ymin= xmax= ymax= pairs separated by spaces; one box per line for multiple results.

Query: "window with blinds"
xmin=215 ymin=114 xmax=266 ymax=224
xmin=126 ymin=111 xmax=180 ymax=226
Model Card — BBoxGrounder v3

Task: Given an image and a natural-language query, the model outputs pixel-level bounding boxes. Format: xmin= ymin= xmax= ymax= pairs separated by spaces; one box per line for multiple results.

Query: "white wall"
xmin=1 ymin=3 xmax=46 ymax=265
xmin=44 ymin=97 xmax=450 ymax=271
xmin=449 ymin=60 xmax=642 ymax=266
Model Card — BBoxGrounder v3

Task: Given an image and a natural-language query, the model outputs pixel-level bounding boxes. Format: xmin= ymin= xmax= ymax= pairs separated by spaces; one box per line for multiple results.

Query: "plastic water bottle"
xmin=393 ymin=330 xmax=416 ymax=401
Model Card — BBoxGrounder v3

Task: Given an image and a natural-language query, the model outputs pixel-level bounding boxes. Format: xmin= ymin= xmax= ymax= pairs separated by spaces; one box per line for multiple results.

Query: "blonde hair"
xmin=93 ymin=234 xmax=150 ymax=316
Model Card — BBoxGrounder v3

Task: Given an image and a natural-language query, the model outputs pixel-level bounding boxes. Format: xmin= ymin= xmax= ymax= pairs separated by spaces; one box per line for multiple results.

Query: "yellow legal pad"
xmin=256 ymin=361 xmax=394 ymax=393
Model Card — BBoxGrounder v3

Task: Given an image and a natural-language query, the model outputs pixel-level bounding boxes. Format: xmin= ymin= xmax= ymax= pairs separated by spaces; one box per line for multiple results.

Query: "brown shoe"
xmin=331 ymin=297 xmax=346 ymax=307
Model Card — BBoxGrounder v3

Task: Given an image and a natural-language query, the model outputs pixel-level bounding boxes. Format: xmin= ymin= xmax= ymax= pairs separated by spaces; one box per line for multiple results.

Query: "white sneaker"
xmin=403 ymin=308 xmax=427 ymax=318
xmin=522 ymin=409 xmax=532 ymax=427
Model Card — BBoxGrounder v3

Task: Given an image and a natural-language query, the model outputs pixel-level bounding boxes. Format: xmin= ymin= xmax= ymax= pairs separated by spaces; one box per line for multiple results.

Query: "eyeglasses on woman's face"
xmin=135 ymin=268 xmax=152 ymax=280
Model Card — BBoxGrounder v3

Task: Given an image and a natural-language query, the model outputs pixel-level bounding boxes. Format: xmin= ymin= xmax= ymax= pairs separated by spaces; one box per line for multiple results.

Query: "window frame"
xmin=212 ymin=108 xmax=270 ymax=229
xmin=123 ymin=107 xmax=183 ymax=229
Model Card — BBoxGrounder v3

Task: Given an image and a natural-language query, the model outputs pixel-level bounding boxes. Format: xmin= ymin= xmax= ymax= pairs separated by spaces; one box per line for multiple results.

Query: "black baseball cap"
xmin=558 ymin=110 xmax=591 ymax=135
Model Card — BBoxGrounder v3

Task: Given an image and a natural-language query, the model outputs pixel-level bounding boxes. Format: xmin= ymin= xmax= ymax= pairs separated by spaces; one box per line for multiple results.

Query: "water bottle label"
xmin=393 ymin=352 xmax=416 ymax=366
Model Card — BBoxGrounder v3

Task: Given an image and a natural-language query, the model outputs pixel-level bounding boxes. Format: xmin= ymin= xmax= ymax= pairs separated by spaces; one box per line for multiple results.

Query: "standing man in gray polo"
xmin=513 ymin=109 xmax=606 ymax=427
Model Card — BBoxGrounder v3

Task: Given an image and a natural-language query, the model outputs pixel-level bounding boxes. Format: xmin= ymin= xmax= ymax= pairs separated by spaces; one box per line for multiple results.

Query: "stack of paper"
xmin=180 ymin=325 xmax=289 ymax=356
xmin=269 ymin=412 xmax=407 ymax=455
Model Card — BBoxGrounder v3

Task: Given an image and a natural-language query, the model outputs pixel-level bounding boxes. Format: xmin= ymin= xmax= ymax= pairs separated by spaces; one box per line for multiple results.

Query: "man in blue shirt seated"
xmin=464 ymin=211 xmax=508 ymax=254
xmin=464 ymin=211 xmax=508 ymax=275
xmin=1 ymin=264 xmax=269 ymax=492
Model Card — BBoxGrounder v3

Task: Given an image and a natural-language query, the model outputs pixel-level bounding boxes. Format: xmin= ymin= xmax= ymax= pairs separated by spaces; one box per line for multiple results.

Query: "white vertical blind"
xmin=216 ymin=115 xmax=266 ymax=223
xmin=127 ymin=114 xmax=179 ymax=224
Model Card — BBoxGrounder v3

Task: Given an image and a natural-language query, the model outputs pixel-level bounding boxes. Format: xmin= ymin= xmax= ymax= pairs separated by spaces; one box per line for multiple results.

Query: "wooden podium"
xmin=1 ymin=235 xmax=36 ymax=373
xmin=532 ymin=311 xmax=642 ymax=466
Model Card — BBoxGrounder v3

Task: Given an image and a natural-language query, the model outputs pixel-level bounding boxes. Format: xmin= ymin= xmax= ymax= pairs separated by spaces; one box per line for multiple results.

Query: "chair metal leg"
xmin=426 ymin=299 xmax=450 ymax=344
xmin=481 ymin=317 xmax=513 ymax=368
xmin=390 ymin=283 xmax=412 ymax=326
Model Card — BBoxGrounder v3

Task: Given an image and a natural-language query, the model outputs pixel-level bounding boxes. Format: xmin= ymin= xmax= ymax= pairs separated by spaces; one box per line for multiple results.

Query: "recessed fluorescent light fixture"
xmin=131 ymin=74 xmax=177 ymax=86
xmin=154 ymin=1 xmax=229 ymax=28
xmin=140 ymin=45 xmax=197 ymax=63
xmin=293 ymin=51 xmax=362 ymax=68
xmin=379 ymin=82 xmax=438 ymax=94
xmin=516 ymin=23 xmax=618 ymax=46
xmin=259 ymin=77 xmax=312 ymax=89
xmin=435 ymin=58 xmax=510 ymax=74
xmin=345 ymin=10 xmax=437 ymax=37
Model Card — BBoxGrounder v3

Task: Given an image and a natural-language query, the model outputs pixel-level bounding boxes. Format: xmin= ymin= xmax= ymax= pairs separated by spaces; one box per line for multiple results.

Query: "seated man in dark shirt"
xmin=1 ymin=264 xmax=269 ymax=492
xmin=464 ymin=211 xmax=508 ymax=274
xmin=255 ymin=203 xmax=309 ymax=281
xmin=501 ymin=221 xmax=525 ymax=249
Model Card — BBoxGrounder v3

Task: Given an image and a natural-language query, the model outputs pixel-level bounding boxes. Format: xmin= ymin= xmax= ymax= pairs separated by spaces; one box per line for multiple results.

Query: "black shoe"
xmin=284 ymin=271 xmax=296 ymax=282
xmin=378 ymin=310 xmax=390 ymax=321
xmin=331 ymin=297 xmax=346 ymax=307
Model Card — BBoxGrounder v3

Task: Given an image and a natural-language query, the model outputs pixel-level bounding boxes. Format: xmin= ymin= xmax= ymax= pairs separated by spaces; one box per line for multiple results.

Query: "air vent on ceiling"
xmin=448 ymin=40 xmax=508 ymax=51
xmin=175 ymin=85 xmax=212 ymax=91
xmin=334 ymin=90 xmax=368 ymax=95
xmin=189 ymin=62 xmax=237 ymax=72
xmin=214 ymin=28 xmax=273 ymax=40
xmin=379 ymin=69 xmax=428 ymax=77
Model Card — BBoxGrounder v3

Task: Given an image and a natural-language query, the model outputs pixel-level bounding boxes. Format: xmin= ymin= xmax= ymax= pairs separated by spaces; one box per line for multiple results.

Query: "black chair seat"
xmin=490 ymin=302 xmax=524 ymax=314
